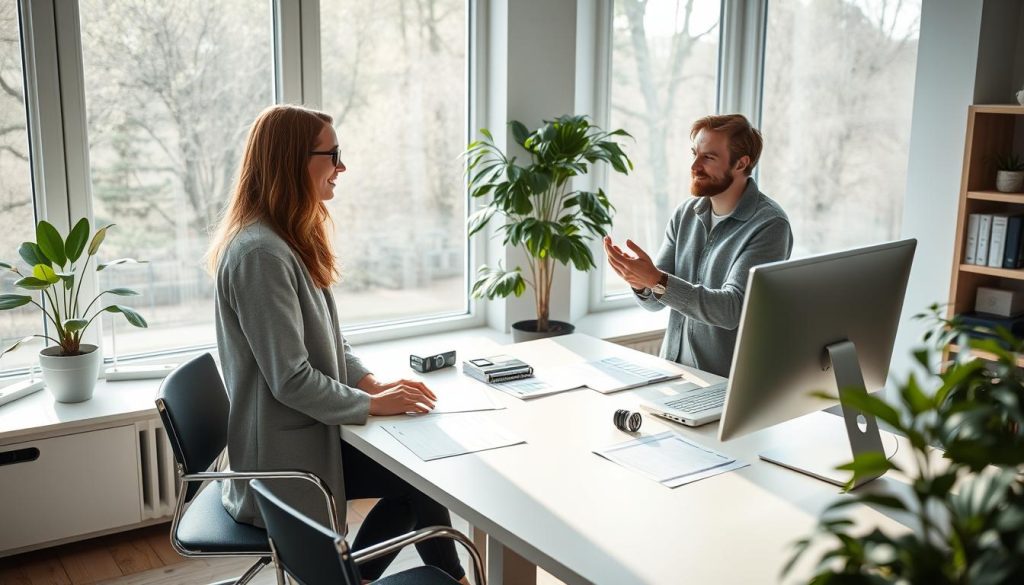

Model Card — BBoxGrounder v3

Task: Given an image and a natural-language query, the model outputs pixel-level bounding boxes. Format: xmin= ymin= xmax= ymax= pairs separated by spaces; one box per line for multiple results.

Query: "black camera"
xmin=409 ymin=350 xmax=456 ymax=373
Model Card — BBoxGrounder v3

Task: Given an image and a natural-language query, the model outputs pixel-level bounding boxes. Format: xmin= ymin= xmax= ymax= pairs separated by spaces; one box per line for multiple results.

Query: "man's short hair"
xmin=690 ymin=114 xmax=763 ymax=176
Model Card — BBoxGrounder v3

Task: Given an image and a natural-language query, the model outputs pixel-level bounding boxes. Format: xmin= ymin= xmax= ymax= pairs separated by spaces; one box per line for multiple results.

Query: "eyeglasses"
xmin=309 ymin=148 xmax=341 ymax=166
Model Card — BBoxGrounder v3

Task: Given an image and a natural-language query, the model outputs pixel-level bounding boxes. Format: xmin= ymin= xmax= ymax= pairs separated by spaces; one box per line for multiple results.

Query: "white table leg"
xmin=486 ymin=536 xmax=536 ymax=585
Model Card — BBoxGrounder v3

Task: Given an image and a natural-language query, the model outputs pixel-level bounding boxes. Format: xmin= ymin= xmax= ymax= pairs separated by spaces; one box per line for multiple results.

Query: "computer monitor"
xmin=717 ymin=239 xmax=916 ymax=487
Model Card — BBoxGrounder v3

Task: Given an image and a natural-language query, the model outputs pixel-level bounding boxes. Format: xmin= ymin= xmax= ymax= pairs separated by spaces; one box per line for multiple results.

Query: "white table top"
xmin=342 ymin=333 xmax=915 ymax=585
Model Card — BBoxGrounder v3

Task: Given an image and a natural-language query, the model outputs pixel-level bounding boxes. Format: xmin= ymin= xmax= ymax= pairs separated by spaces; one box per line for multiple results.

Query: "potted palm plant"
xmin=465 ymin=115 xmax=633 ymax=341
xmin=0 ymin=219 xmax=147 ymax=402
xmin=786 ymin=305 xmax=1024 ymax=583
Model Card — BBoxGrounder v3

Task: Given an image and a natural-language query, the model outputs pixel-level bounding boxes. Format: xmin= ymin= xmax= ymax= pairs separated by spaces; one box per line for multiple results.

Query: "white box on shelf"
xmin=975 ymin=286 xmax=1024 ymax=317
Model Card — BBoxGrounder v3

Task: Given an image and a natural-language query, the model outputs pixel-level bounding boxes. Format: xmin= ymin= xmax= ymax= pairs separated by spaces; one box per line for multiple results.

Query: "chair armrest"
xmin=180 ymin=470 xmax=342 ymax=534
xmin=351 ymin=526 xmax=486 ymax=585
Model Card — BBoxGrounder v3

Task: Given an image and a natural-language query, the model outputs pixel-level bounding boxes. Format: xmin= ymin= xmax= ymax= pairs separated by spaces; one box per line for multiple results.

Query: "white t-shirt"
xmin=711 ymin=210 xmax=730 ymax=230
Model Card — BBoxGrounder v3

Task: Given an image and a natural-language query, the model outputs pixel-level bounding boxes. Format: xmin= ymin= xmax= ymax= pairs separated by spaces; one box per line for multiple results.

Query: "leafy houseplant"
xmin=0 ymin=219 xmax=147 ymax=402
xmin=994 ymin=152 xmax=1024 ymax=193
xmin=465 ymin=115 xmax=633 ymax=339
xmin=786 ymin=305 xmax=1024 ymax=584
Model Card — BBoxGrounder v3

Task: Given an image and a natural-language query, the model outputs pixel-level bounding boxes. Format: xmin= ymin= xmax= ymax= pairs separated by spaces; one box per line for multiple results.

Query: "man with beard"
xmin=604 ymin=114 xmax=793 ymax=377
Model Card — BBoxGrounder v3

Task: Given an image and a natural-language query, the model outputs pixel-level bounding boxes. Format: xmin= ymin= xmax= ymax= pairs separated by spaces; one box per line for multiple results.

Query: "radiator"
xmin=135 ymin=419 xmax=180 ymax=520
xmin=611 ymin=332 xmax=664 ymax=356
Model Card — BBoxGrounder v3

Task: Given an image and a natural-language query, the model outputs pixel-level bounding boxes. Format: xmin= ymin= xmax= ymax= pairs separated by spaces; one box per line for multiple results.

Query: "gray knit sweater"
xmin=636 ymin=178 xmax=793 ymax=377
xmin=215 ymin=222 xmax=371 ymax=527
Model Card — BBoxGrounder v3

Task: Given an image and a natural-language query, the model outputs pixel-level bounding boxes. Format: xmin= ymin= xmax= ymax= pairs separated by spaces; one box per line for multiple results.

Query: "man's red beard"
xmin=690 ymin=171 xmax=734 ymax=197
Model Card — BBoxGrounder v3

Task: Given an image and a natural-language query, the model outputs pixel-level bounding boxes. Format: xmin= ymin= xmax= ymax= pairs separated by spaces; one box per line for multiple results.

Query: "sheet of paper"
xmin=382 ymin=414 xmax=525 ymax=461
xmin=595 ymin=431 xmax=748 ymax=487
xmin=487 ymin=369 xmax=584 ymax=400
xmin=573 ymin=356 xmax=683 ymax=394
xmin=427 ymin=377 xmax=504 ymax=414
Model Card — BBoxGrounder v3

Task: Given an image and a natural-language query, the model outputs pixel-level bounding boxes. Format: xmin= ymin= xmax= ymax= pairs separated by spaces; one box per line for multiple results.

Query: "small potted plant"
xmin=465 ymin=115 xmax=633 ymax=341
xmin=994 ymin=152 xmax=1024 ymax=193
xmin=0 ymin=219 xmax=147 ymax=402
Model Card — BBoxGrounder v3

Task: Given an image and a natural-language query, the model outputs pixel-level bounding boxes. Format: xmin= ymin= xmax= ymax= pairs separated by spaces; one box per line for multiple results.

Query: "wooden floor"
xmin=0 ymin=499 xmax=563 ymax=585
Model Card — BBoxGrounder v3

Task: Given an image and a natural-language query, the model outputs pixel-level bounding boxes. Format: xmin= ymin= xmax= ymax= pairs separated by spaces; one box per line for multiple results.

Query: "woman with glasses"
xmin=206 ymin=104 xmax=468 ymax=584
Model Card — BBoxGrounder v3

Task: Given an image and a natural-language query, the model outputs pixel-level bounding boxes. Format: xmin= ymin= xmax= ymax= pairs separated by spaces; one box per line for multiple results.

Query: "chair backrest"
xmin=250 ymin=479 xmax=361 ymax=585
xmin=155 ymin=353 xmax=229 ymax=501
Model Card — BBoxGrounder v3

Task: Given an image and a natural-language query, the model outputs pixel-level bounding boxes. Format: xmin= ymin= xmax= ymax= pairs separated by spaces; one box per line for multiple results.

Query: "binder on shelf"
xmin=1003 ymin=215 xmax=1024 ymax=269
xmin=965 ymin=213 xmax=981 ymax=265
xmin=975 ymin=214 xmax=993 ymax=266
xmin=987 ymin=214 xmax=1010 ymax=267
xmin=462 ymin=355 xmax=533 ymax=383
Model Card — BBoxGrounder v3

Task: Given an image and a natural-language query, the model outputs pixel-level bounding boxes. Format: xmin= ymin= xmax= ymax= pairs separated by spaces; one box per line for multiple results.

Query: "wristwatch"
xmin=651 ymin=273 xmax=668 ymax=296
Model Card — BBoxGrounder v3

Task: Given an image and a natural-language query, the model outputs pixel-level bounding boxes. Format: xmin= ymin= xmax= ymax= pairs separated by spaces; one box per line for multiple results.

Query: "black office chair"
xmin=250 ymin=479 xmax=486 ymax=585
xmin=156 ymin=353 xmax=342 ymax=585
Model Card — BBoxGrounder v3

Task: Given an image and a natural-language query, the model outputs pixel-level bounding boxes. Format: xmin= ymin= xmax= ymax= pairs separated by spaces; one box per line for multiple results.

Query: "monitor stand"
xmin=758 ymin=340 xmax=888 ymax=488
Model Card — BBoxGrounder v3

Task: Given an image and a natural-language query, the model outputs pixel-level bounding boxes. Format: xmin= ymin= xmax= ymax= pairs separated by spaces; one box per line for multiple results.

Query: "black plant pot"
xmin=511 ymin=319 xmax=575 ymax=343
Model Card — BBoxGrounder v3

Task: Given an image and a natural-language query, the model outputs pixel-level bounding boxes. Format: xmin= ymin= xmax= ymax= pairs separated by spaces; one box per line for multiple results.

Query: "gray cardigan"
xmin=215 ymin=222 xmax=371 ymax=527
xmin=636 ymin=178 xmax=793 ymax=377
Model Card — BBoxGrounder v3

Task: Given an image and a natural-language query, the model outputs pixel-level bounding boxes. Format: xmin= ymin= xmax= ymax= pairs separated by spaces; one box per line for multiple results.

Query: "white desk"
xmin=343 ymin=333 xmax=915 ymax=585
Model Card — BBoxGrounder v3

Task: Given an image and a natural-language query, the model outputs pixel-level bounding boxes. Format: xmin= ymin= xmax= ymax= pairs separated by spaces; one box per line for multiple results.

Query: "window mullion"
xmin=275 ymin=0 xmax=321 ymax=107
xmin=717 ymin=0 xmax=767 ymax=125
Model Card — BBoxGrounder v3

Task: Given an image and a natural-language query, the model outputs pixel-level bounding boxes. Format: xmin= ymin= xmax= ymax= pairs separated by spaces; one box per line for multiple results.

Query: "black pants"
xmin=341 ymin=439 xmax=465 ymax=581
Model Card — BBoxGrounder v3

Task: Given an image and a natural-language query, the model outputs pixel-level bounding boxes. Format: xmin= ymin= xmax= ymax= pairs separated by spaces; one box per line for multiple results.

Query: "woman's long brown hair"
xmin=206 ymin=105 xmax=338 ymax=288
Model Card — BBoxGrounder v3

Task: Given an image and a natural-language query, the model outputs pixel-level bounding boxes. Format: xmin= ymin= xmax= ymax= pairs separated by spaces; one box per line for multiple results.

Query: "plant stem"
xmin=29 ymin=300 xmax=62 ymax=334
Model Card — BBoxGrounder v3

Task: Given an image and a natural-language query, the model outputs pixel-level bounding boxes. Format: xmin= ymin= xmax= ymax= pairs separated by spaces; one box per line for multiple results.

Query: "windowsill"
xmin=0 ymin=305 xmax=667 ymax=442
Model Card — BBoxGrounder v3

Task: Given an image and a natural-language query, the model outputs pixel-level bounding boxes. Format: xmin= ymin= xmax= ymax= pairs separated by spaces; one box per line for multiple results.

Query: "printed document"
xmin=487 ymin=369 xmax=584 ymax=400
xmin=383 ymin=414 xmax=525 ymax=461
xmin=595 ymin=431 xmax=747 ymax=487
xmin=574 ymin=356 xmax=682 ymax=394
xmin=427 ymin=377 xmax=504 ymax=414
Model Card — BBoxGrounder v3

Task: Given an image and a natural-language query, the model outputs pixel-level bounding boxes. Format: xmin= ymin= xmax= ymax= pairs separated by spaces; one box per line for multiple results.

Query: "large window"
xmin=759 ymin=0 xmax=921 ymax=257
xmin=603 ymin=0 xmax=722 ymax=298
xmin=79 ymin=0 xmax=274 ymax=357
xmin=0 ymin=1 xmax=38 ymax=371
xmin=320 ymin=1 xmax=470 ymax=328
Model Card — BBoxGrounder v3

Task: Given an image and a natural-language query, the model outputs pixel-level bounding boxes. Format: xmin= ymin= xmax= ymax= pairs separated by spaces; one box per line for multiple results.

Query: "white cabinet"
xmin=0 ymin=425 xmax=142 ymax=551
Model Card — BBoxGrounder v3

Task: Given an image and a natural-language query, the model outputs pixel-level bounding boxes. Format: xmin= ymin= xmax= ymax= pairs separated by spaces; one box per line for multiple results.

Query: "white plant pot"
xmin=996 ymin=170 xmax=1024 ymax=193
xmin=39 ymin=344 xmax=102 ymax=403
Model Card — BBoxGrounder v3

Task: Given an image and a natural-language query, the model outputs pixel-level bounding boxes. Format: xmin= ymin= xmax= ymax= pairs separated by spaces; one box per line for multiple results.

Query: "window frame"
xmin=10 ymin=0 xmax=484 ymax=370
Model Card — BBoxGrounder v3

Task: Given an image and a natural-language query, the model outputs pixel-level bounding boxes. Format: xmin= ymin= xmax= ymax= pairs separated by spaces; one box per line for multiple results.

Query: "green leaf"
xmin=32 ymin=264 xmax=60 ymax=284
xmin=0 ymin=260 xmax=15 ymax=272
xmin=13 ymin=276 xmax=51 ymax=290
xmin=837 ymin=387 xmax=904 ymax=431
xmin=470 ymin=265 xmax=527 ymax=299
xmin=835 ymin=450 xmax=900 ymax=490
xmin=102 ymin=288 xmax=139 ymax=297
xmin=62 ymin=318 xmax=89 ymax=333
xmin=0 ymin=335 xmax=34 ymax=361
xmin=87 ymin=224 xmax=115 ymax=256
xmin=97 ymin=257 xmax=143 ymax=271
xmin=36 ymin=220 xmax=66 ymax=266
xmin=0 ymin=294 xmax=32 ymax=310
xmin=18 ymin=242 xmax=49 ymax=267
xmin=509 ymin=120 xmax=531 ymax=147
xmin=64 ymin=218 xmax=90 ymax=262
xmin=103 ymin=304 xmax=147 ymax=328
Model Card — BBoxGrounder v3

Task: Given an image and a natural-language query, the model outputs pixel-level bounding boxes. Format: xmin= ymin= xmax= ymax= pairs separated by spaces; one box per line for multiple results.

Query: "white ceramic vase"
xmin=996 ymin=170 xmax=1024 ymax=193
xmin=39 ymin=343 xmax=102 ymax=403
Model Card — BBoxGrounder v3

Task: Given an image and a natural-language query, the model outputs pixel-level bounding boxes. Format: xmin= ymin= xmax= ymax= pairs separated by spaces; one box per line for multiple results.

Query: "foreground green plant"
xmin=0 ymin=219 xmax=147 ymax=356
xmin=465 ymin=115 xmax=632 ymax=332
xmin=787 ymin=305 xmax=1024 ymax=584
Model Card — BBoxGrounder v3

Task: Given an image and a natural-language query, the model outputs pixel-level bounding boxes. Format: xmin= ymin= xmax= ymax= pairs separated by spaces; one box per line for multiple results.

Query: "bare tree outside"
xmin=79 ymin=0 xmax=274 ymax=357
xmin=321 ymin=0 xmax=468 ymax=325
xmin=0 ymin=1 xmax=42 ymax=370
xmin=605 ymin=0 xmax=721 ymax=296
xmin=759 ymin=0 xmax=921 ymax=257
xmin=602 ymin=0 xmax=920 ymax=299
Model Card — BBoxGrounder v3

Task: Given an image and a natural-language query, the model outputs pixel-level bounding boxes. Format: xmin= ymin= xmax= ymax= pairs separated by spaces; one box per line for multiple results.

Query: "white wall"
xmin=890 ymin=0 xmax=985 ymax=383
xmin=888 ymin=0 xmax=1024 ymax=384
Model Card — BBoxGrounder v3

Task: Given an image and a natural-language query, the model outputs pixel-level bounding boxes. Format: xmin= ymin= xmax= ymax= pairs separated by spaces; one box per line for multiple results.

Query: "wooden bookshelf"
xmin=947 ymin=105 xmax=1024 ymax=319
xmin=948 ymin=343 xmax=1024 ymax=368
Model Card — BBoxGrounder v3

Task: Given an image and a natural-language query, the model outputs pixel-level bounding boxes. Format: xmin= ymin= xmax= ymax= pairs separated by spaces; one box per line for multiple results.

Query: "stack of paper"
xmin=594 ymin=431 xmax=747 ymax=487
xmin=575 ymin=356 xmax=682 ymax=394
xmin=382 ymin=414 xmax=525 ymax=461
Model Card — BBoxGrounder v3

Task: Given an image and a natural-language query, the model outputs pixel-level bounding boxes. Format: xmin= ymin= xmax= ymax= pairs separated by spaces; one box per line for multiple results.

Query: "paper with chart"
xmin=574 ymin=356 xmax=683 ymax=394
xmin=486 ymin=367 xmax=585 ymax=400
xmin=382 ymin=414 xmax=525 ymax=461
xmin=595 ymin=431 xmax=747 ymax=487
xmin=427 ymin=376 xmax=504 ymax=414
